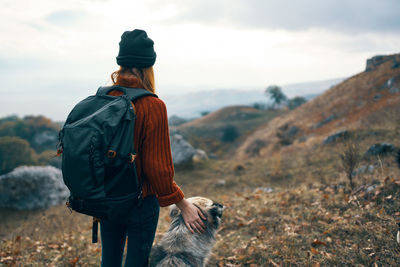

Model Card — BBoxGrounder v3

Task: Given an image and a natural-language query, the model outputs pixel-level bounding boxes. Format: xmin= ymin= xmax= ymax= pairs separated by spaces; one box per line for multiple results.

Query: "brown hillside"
xmin=237 ymin=53 xmax=400 ymax=159
xmin=179 ymin=105 xmax=264 ymax=127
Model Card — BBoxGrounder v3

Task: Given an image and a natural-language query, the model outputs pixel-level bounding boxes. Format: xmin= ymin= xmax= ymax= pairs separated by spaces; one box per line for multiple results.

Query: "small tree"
xmin=340 ymin=140 xmax=361 ymax=190
xmin=252 ymin=102 xmax=267 ymax=110
xmin=221 ymin=125 xmax=239 ymax=142
xmin=265 ymin=85 xmax=287 ymax=109
xmin=288 ymin=96 xmax=307 ymax=110
xmin=200 ymin=111 xmax=210 ymax=117
xmin=0 ymin=136 xmax=37 ymax=175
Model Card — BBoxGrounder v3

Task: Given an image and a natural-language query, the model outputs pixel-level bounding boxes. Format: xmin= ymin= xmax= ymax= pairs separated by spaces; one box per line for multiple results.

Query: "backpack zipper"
xmin=89 ymin=141 xmax=97 ymax=184
xmin=56 ymin=130 xmax=64 ymax=156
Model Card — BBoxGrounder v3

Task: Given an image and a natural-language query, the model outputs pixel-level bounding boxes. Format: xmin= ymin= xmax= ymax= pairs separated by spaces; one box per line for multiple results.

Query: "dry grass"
xmin=0 ymin=206 xmax=100 ymax=266
xmin=208 ymin=176 xmax=400 ymax=266
xmin=1 ymin=152 xmax=400 ymax=266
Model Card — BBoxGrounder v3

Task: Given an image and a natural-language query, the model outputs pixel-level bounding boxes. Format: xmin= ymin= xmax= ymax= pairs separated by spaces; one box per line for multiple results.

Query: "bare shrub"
xmin=340 ymin=140 xmax=361 ymax=190
xmin=276 ymin=124 xmax=299 ymax=146
xmin=245 ymin=139 xmax=267 ymax=156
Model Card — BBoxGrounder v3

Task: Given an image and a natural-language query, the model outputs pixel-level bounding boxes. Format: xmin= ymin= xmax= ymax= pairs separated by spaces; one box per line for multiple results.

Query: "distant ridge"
xmin=163 ymin=78 xmax=344 ymax=119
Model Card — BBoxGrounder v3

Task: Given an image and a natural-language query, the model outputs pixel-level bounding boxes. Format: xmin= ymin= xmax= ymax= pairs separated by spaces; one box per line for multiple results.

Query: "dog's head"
xmin=170 ymin=196 xmax=224 ymax=229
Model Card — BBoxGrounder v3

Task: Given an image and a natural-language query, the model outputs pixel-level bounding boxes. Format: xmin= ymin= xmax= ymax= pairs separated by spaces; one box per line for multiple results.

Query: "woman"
xmin=100 ymin=29 xmax=206 ymax=267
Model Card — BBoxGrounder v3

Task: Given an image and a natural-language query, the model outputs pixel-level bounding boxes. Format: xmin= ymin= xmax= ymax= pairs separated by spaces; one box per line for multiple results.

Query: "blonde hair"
xmin=111 ymin=66 xmax=156 ymax=93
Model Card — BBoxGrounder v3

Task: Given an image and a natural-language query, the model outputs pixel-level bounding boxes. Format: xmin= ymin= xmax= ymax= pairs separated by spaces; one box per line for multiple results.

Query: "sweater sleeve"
xmin=141 ymin=98 xmax=184 ymax=207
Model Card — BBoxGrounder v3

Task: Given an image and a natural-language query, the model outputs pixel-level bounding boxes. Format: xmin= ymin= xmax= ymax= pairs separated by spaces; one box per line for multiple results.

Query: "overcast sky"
xmin=0 ymin=0 xmax=399 ymax=120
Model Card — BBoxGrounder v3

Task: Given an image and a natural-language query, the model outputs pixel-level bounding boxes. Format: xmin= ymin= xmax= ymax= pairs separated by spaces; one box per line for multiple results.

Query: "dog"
xmin=149 ymin=197 xmax=224 ymax=267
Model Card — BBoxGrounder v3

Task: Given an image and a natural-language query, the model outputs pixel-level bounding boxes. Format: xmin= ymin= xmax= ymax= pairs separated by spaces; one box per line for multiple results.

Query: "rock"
xmin=0 ymin=166 xmax=69 ymax=210
xmin=373 ymin=94 xmax=381 ymax=101
xmin=367 ymin=165 xmax=374 ymax=172
xmin=384 ymin=77 xmax=395 ymax=88
xmin=170 ymin=134 xmax=196 ymax=165
xmin=382 ymin=76 xmax=400 ymax=94
xmin=365 ymin=55 xmax=395 ymax=72
xmin=365 ymin=143 xmax=395 ymax=156
xmin=315 ymin=114 xmax=336 ymax=128
xmin=276 ymin=124 xmax=300 ymax=146
xmin=168 ymin=115 xmax=187 ymax=127
xmin=392 ymin=56 xmax=399 ymax=69
xmin=245 ymin=139 xmax=267 ymax=156
xmin=215 ymin=179 xmax=226 ymax=187
xmin=380 ymin=76 xmax=400 ymax=94
xmin=193 ymin=149 xmax=208 ymax=162
xmin=323 ymin=130 xmax=349 ymax=144
xmin=366 ymin=184 xmax=378 ymax=193
xmin=352 ymin=165 xmax=374 ymax=176
xmin=208 ymin=153 xmax=218 ymax=160
xmin=367 ymin=131 xmax=379 ymax=136
xmin=287 ymin=126 xmax=300 ymax=137
xmin=255 ymin=187 xmax=274 ymax=193
xmin=234 ymin=164 xmax=245 ymax=172
xmin=298 ymin=136 xmax=307 ymax=143
xmin=389 ymin=87 xmax=400 ymax=94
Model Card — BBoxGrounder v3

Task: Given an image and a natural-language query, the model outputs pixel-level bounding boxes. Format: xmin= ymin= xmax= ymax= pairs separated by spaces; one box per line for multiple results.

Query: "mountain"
xmin=236 ymin=53 xmax=400 ymax=158
xmin=162 ymin=78 xmax=344 ymax=119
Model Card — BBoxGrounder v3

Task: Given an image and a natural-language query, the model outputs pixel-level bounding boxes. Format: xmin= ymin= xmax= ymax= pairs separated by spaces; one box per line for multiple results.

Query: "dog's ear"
xmin=169 ymin=205 xmax=181 ymax=218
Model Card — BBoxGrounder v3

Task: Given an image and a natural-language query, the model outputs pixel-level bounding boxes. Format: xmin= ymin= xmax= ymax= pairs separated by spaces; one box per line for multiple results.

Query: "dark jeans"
xmin=100 ymin=195 xmax=160 ymax=267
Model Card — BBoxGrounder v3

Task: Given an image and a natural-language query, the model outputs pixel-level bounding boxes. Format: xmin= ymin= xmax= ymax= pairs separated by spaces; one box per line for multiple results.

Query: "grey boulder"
xmin=365 ymin=143 xmax=395 ymax=156
xmin=170 ymin=134 xmax=196 ymax=165
xmin=193 ymin=149 xmax=208 ymax=162
xmin=323 ymin=130 xmax=349 ymax=144
xmin=0 ymin=166 xmax=69 ymax=210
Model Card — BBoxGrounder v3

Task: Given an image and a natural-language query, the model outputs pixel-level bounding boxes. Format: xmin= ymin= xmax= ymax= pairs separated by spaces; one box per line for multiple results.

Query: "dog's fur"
xmin=149 ymin=197 xmax=224 ymax=267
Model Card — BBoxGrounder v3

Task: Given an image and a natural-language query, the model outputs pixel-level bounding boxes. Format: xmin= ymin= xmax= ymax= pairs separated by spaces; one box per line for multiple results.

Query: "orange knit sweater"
xmin=108 ymin=90 xmax=184 ymax=207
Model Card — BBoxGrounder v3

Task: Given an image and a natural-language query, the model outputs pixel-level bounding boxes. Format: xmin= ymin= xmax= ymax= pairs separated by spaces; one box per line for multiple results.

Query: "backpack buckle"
xmin=107 ymin=150 xmax=117 ymax=159
xmin=137 ymin=190 xmax=143 ymax=207
xmin=129 ymin=153 xmax=136 ymax=163
xmin=66 ymin=201 xmax=72 ymax=213
xmin=56 ymin=141 xmax=63 ymax=157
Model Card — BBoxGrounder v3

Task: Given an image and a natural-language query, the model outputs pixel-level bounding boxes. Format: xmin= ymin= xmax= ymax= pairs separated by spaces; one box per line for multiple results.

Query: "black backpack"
xmin=58 ymin=85 xmax=157 ymax=242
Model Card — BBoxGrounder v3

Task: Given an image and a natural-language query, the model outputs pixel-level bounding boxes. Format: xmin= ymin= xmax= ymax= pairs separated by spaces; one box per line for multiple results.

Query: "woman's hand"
xmin=176 ymin=198 xmax=207 ymax=234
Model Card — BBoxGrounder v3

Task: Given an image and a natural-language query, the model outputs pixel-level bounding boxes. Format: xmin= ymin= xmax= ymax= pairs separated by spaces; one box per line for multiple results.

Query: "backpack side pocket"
xmin=62 ymin=127 xmax=105 ymax=198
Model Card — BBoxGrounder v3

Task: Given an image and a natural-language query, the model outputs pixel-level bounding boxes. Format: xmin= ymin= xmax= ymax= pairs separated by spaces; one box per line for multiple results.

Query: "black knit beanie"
xmin=116 ymin=29 xmax=156 ymax=68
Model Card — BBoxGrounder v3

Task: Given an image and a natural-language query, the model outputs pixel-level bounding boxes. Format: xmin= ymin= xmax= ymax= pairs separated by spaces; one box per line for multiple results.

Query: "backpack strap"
xmin=96 ymin=85 xmax=158 ymax=101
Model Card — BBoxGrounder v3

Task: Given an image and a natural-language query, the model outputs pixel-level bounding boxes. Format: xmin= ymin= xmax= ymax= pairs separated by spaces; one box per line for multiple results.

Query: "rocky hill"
xmin=179 ymin=105 xmax=270 ymax=127
xmin=237 ymin=53 xmax=400 ymax=158
xmin=174 ymin=106 xmax=282 ymax=157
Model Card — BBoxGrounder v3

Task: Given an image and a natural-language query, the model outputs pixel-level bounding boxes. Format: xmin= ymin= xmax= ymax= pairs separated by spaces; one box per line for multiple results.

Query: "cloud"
xmin=0 ymin=0 xmax=399 ymax=121
xmin=149 ymin=0 xmax=400 ymax=34
xmin=45 ymin=10 xmax=86 ymax=26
